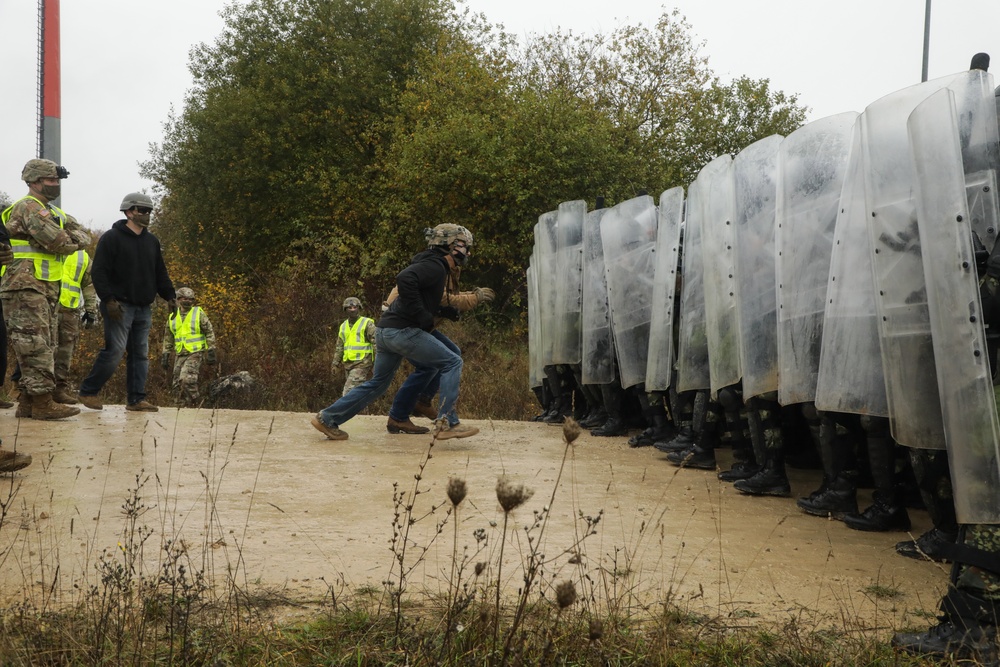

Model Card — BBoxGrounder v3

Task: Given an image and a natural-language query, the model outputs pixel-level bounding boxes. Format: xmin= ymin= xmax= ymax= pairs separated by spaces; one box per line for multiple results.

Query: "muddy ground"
xmin=0 ymin=407 xmax=945 ymax=633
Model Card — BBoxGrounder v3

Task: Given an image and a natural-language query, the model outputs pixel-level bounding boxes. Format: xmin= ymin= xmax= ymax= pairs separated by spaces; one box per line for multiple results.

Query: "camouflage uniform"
xmin=162 ymin=305 xmax=216 ymax=406
xmin=0 ymin=198 xmax=89 ymax=396
xmin=54 ymin=253 xmax=98 ymax=395
xmin=334 ymin=316 xmax=376 ymax=396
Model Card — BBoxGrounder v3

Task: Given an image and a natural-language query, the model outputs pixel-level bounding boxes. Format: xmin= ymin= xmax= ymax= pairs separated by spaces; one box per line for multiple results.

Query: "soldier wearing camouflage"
xmin=333 ymin=297 xmax=375 ymax=397
xmin=161 ymin=287 xmax=216 ymax=407
xmin=0 ymin=158 xmax=89 ymax=421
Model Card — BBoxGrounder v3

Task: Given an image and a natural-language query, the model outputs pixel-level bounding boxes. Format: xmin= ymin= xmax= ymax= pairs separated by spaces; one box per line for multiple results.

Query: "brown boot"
xmin=53 ymin=385 xmax=79 ymax=405
xmin=15 ymin=394 xmax=32 ymax=418
xmin=0 ymin=448 xmax=32 ymax=473
xmin=31 ymin=393 xmax=81 ymax=420
xmin=387 ymin=417 xmax=431 ymax=434
xmin=412 ymin=399 xmax=438 ymax=421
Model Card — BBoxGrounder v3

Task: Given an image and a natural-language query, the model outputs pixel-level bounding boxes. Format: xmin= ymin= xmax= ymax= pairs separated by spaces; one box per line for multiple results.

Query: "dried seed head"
xmin=446 ymin=477 xmax=467 ymax=506
xmin=562 ymin=417 xmax=581 ymax=444
xmin=496 ymin=477 xmax=534 ymax=513
xmin=555 ymin=580 xmax=577 ymax=609
xmin=588 ymin=619 xmax=604 ymax=642
xmin=474 ymin=561 xmax=486 ymax=576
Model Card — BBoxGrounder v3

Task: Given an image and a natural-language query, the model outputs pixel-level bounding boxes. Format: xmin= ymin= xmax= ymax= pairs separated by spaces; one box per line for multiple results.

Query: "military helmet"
xmin=343 ymin=297 xmax=362 ymax=309
xmin=22 ymin=158 xmax=68 ymax=183
xmin=425 ymin=223 xmax=474 ymax=249
xmin=176 ymin=287 xmax=196 ymax=300
xmin=120 ymin=192 xmax=154 ymax=212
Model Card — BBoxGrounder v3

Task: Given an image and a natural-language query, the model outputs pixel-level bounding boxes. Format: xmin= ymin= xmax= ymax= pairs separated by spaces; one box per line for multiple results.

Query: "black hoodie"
xmin=377 ymin=247 xmax=450 ymax=331
xmin=91 ymin=219 xmax=175 ymax=306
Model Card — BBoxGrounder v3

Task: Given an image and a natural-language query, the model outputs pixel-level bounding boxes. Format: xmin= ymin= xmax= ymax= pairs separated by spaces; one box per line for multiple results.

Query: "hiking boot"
xmin=844 ymin=497 xmax=911 ymax=532
xmin=387 ymin=417 xmax=430 ymax=435
xmin=590 ymin=417 xmax=627 ymax=437
xmin=0 ymin=448 xmax=32 ymax=473
xmin=436 ymin=423 xmax=479 ymax=440
xmin=665 ymin=445 xmax=717 ymax=470
xmin=0 ymin=397 xmax=13 ymax=409
xmin=53 ymin=386 xmax=79 ymax=405
xmin=895 ymin=528 xmax=957 ymax=562
xmin=15 ymin=394 xmax=32 ymax=418
xmin=796 ymin=476 xmax=858 ymax=518
xmin=733 ymin=463 xmax=791 ymax=497
xmin=654 ymin=427 xmax=694 ymax=453
xmin=412 ymin=399 xmax=438 ymax=421
xmin=79 ymin=394 xmax=103 ymax=411
xmin=311 ymin=415 xmax=349 ymax=441
xmin=718 ymin=460 xmax=761 ymax=483
xmin=893 ymin=619 xmax=998 ymax=661
xmin=126 ymin=401 xmax=159 ymax=412
xmin=31 ymin=393 xmax=80 ymax=420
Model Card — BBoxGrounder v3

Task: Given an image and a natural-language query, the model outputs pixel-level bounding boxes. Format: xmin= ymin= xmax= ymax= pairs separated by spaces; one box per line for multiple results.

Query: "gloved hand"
xmin=82 ymin=312 xmax=97 ymax=329
xmin=0 ymin=244 xmax=13 ymax=266
xmin=437 ymin=305 xmax=461 ymax=322
xmin=160 ymin=352 xmax=171 ymax=371
xmin=474 ymin=287 xmax=495 ymax=304
xmin=206 ymin=349 xmax=217 ymax=365
xmin=105 ymin=300 xmax=123 ymax=321
xmin=167 ymin=299 xmax=178 ymax=312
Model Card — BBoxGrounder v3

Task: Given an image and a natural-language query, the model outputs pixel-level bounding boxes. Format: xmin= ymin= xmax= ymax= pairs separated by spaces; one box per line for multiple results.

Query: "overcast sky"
xmin=1 ymin=0 xmax=997 ymax=230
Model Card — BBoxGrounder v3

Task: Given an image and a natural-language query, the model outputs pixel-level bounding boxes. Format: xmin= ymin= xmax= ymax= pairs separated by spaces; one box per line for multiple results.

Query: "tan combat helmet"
xmin=176 ymin=287 xmax=196 ymax=300
xmin=424 ymin=223 xmax=474 ymax=249
xmin=343 ymin=297 xmax=362 ymax=310
xmin=21 ymin=158 xmax=68 ymax=183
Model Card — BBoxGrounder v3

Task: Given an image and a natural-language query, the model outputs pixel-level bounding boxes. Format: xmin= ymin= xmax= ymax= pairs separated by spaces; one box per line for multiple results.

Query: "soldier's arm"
xmin=201 ymin=310 xmax=216 ymax=350
xmin=162 ymin=318 xmax=175 ymax=354
xmin=445 ymin=290 xmax=479 ymax=313
xmin=333 ymin=327 xmax=345 ymax=363
xmin=21 ymin=202 xmax=78 ymax=254
xmin=82 ymin=281 xmax=98 ymax=315
xmin=63 ymin=215 xmax=92 ymax=248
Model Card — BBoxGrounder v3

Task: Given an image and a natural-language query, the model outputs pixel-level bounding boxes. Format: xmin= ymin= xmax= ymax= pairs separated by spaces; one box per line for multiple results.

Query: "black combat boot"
xmin=845 ymin=431 xmax=909 ymax=531
xmin=665 ymin=444 xmax=716 ymax=470
xmin=796 ymin=474 xmax=858 ymax=518
xmin=629 ymin=412 xmax=674 ymax=448
xmin=895 ymin=527 xmax=957 ymax=562
xmin=590 ymin=417 xmax=627 ymax=437
xmin=893 ymin=619 xmax=998 ymax=662
xmin=717 ymin=458 xmax=760 ymax=482
xmin=579 ymin=409 xmax=608 ymax=429
xmin=654 ymin=426 xmax=693 ymax=452
xmin=733 ymin=455 xmax=791 ymax=497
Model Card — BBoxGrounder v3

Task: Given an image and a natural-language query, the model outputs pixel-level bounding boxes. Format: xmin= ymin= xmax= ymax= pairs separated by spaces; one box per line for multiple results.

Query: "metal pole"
xmin=921 ymin=0 xmax=931 ymax=82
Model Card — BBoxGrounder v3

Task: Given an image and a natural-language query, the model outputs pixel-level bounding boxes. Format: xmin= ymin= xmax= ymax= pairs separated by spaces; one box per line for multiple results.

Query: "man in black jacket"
xmin=311 ymin=224 xmax=478 ymax=441
xmin=78 ymin=193 xmax=175 ymax=412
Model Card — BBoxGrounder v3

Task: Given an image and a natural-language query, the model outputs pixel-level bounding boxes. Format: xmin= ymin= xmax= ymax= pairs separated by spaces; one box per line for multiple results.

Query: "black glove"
xmin=0 ymin=244 xmax=12 ymax=266
xmin=167 ymin=299 xmax=178 ymax=312
xmin=82 ymin=312 xmax=97 ymax=329
xmin=206 ymin=349 xmax=217 ymax=365
xmin=160 ymin=352 xmax=171 ymax=371
xmin=436 ymin=305 xmax=460 ymax=322
xmin=105 ymin=300 xmax=123 ymax=321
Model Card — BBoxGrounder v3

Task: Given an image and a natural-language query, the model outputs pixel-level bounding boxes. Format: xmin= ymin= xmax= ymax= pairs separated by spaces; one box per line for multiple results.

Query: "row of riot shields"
xmin=527 ymin=69 xmax=1000 ymax=522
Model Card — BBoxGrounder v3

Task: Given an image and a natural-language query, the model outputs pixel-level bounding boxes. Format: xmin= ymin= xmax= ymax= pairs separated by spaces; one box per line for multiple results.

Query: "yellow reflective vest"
xmin=59 ymin=250 xmax=89 ymax=309
xmin=339 ymin=316 xmax=374 ymax=362
xmin=169 ymin=307 xmax=208 ymax=354
xmin=1 ymin=195 xmax=66 ymax=281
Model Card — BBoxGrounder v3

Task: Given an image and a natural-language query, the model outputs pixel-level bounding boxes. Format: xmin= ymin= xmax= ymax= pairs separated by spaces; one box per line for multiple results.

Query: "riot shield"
xmin=862 ymin=72 xmax=968 ymax=449
xmin=775 ymin=112 xmax=857 ymax=406
xmin=815 ymin=121 xmax=890 ymax=417
xmin=601 ymin=195 xmax=658 ymax=389
xmin=676 ymin=179 xmax=711 ymax=392
xmin=700 ymin=155 xmax=743 ymax=394
xmin=526 ymin=259 xmax=542 ymax=390
xmin=910 ymin=87 xmax=1000 ymax=523
xmin=551 ymin=200 xmax=586 ymax=365
xmin=581 ymin=208 xmax=615 ymax=385
xmin=533 ymin=211 xmax=559 ymax=368
xmin=645 ymin=187 xmax=684 ymax=392
xmin=733 ymin=134 xmax=782 ymax=400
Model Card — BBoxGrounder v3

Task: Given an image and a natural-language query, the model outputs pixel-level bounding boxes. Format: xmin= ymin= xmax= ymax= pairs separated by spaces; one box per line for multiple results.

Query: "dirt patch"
xmin=0 ymin=407 xmax=945 ymax=630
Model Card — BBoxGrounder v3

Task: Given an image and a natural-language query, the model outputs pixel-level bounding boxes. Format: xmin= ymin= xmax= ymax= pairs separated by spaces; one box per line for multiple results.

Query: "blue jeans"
xmin=319 ymin=327 xmax=463 ymax=428
xmin=388 ymin=330 xmax=459 ymax=426
xmin=79 ymin=301 xmax=151 ymax=405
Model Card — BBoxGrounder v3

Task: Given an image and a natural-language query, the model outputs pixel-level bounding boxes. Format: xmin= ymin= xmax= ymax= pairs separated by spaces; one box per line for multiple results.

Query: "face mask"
xmin=40 ymin=184 xmax=60 ymax=200
xmin=452 ymin=250 xmax=468 ymax=266
xmin=132 ymin=213 xmax=151 ymax=227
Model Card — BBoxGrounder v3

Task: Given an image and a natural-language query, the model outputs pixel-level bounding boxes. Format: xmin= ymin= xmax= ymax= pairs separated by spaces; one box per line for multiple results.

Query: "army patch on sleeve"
xmin=38 ymin=208 xmax=49 ymax=217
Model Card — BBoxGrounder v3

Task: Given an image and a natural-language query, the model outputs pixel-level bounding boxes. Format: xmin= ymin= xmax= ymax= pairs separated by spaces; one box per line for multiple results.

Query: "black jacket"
xmin=377 ymin=248 xmax=449 ymax=331
xmin=91 ymin=220 xmax=175 ymax=306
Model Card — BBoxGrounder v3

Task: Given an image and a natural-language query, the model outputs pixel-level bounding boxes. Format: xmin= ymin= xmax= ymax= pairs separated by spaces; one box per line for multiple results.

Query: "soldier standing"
xmin=161 ymin=287 xmax=216 ymax=406
xmin=1 ymin=159 xmax=88 ymax=421
xmin=332 ymin=297 xmax=375 ymax=397
xmin=52 ymin=249 xmax=98 ymax=404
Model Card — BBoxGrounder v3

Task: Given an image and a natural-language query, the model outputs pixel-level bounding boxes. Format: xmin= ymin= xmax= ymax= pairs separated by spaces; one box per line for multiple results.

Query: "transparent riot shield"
xmin=551 ymin=200 xmax=586 ymax=365
xmin=700 ymin=155 xmax=742 ymax=394
xmin=910 ymin=87 xmax=1000 ymax=523
xmin=815 ymin=121 xmax=889 ymax=417
xmin=527 ymin=260 xmax=542 ymax=390
xmin=677 ymin=179 xmax=711 ymax=392
xmin=581 ymin=208 xmax=615 ymax=385
xmin=862 ymin=72 xmax=968 ymax=449
xmin=534 ymin=211 xmax=559 ymax=368
xmin=645 ymin=187 xmax=684 ymax=392
xmin=775 ymin=112 xmax=857 ymax=406
xmin=601 ymin=195 xmax=658 ymax=389
xmin=733 ymin=134 xmax=782 ymax=400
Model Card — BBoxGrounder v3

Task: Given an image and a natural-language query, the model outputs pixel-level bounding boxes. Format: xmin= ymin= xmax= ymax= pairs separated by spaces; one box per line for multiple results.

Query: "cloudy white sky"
xmin=1 ymin=0 xmax=997 ymax=230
